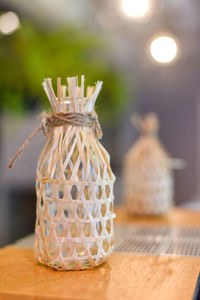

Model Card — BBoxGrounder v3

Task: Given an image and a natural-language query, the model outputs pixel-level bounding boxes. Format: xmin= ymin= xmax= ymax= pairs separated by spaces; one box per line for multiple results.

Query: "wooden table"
xmin=116 ymin=206 xmax=200 ymax=226
xmin=0 ymin=207 xmax=200 ymax=300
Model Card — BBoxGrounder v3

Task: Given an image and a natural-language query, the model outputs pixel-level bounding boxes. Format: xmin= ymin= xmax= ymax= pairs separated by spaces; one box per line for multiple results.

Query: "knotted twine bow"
xmin=8 ymin=112 xmax=102 ymax=169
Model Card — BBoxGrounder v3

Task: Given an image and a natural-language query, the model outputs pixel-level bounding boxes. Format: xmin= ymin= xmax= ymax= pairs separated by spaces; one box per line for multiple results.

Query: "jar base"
xmin=36 ymin=254 xmax=109 ymax=271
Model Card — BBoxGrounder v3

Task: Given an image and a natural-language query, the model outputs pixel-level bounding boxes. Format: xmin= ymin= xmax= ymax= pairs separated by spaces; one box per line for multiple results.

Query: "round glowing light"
xmin=122 ymin=0 xmax=150 ymax=18
xmin=150 ymin=36 xmax=177 ymax=63
xmin=0 ymin=11 xmax=20 ymax=35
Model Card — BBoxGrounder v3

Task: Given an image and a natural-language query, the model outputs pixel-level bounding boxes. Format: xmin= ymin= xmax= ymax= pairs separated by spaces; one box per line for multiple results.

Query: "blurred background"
xmin=1 ymin=0 xmax=200 ymax=246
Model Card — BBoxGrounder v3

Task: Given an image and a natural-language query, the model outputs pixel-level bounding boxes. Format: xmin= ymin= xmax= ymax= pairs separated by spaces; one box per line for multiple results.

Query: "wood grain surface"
xmin=0 ymin=246 xmax=199 ymax=300
xmin=115 ymin=206 xmax=200 ymax=226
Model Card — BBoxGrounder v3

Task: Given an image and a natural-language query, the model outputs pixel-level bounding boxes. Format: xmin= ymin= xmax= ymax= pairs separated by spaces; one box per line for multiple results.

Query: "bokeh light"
xmin=122 ymin=0 xmax=151 ymax=18
xmin=0 ymin=11 xmax=20 ymax=35
xmin=150 ymin=36 xmax=178 ymax=63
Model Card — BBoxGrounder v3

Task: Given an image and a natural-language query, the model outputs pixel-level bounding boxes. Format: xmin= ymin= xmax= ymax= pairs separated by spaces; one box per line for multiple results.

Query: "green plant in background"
xmin=0 ymin=22 xmax=128 ymax=123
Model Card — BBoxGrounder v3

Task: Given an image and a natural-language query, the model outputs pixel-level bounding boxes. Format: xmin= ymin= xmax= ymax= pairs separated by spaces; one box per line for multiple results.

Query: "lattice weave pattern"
xmin=35 ymin=77 xmax=115 ymax=270
xmin=124 ymin=113 xmax=173 ymax=216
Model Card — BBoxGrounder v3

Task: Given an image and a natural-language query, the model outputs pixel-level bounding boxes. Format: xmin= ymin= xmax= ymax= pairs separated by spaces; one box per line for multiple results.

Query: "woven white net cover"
xmin=124 ymin=113 xmax=174 ymax=216
xmin=35 ymin=77 xmax=115 ymax=270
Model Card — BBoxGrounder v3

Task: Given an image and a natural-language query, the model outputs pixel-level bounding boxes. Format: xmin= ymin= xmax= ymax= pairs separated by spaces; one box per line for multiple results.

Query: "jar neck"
xmin=58 ymin=98 xmax=92 ymax=113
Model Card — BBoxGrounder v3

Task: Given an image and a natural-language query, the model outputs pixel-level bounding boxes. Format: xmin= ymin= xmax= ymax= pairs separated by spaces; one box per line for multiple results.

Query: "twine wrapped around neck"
xmin=8 ymin=111 xmax=102 ymax=169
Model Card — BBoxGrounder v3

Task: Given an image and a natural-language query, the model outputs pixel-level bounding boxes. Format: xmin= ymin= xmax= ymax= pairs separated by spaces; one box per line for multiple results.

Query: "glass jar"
xmin=34 ymin=78 xmax=115 ymax=270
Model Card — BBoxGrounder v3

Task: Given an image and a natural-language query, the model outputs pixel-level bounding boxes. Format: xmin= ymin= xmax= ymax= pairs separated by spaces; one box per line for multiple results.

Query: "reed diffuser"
xmin=124 ymin=113 xmax=177 ymax=216
xmin=9 ymin=76 xmax=115 ymax=270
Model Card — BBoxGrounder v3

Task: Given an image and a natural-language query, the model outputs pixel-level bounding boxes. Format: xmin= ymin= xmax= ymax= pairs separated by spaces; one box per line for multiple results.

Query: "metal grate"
xmin=115 ymin=225 xmax=200 ymax=257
